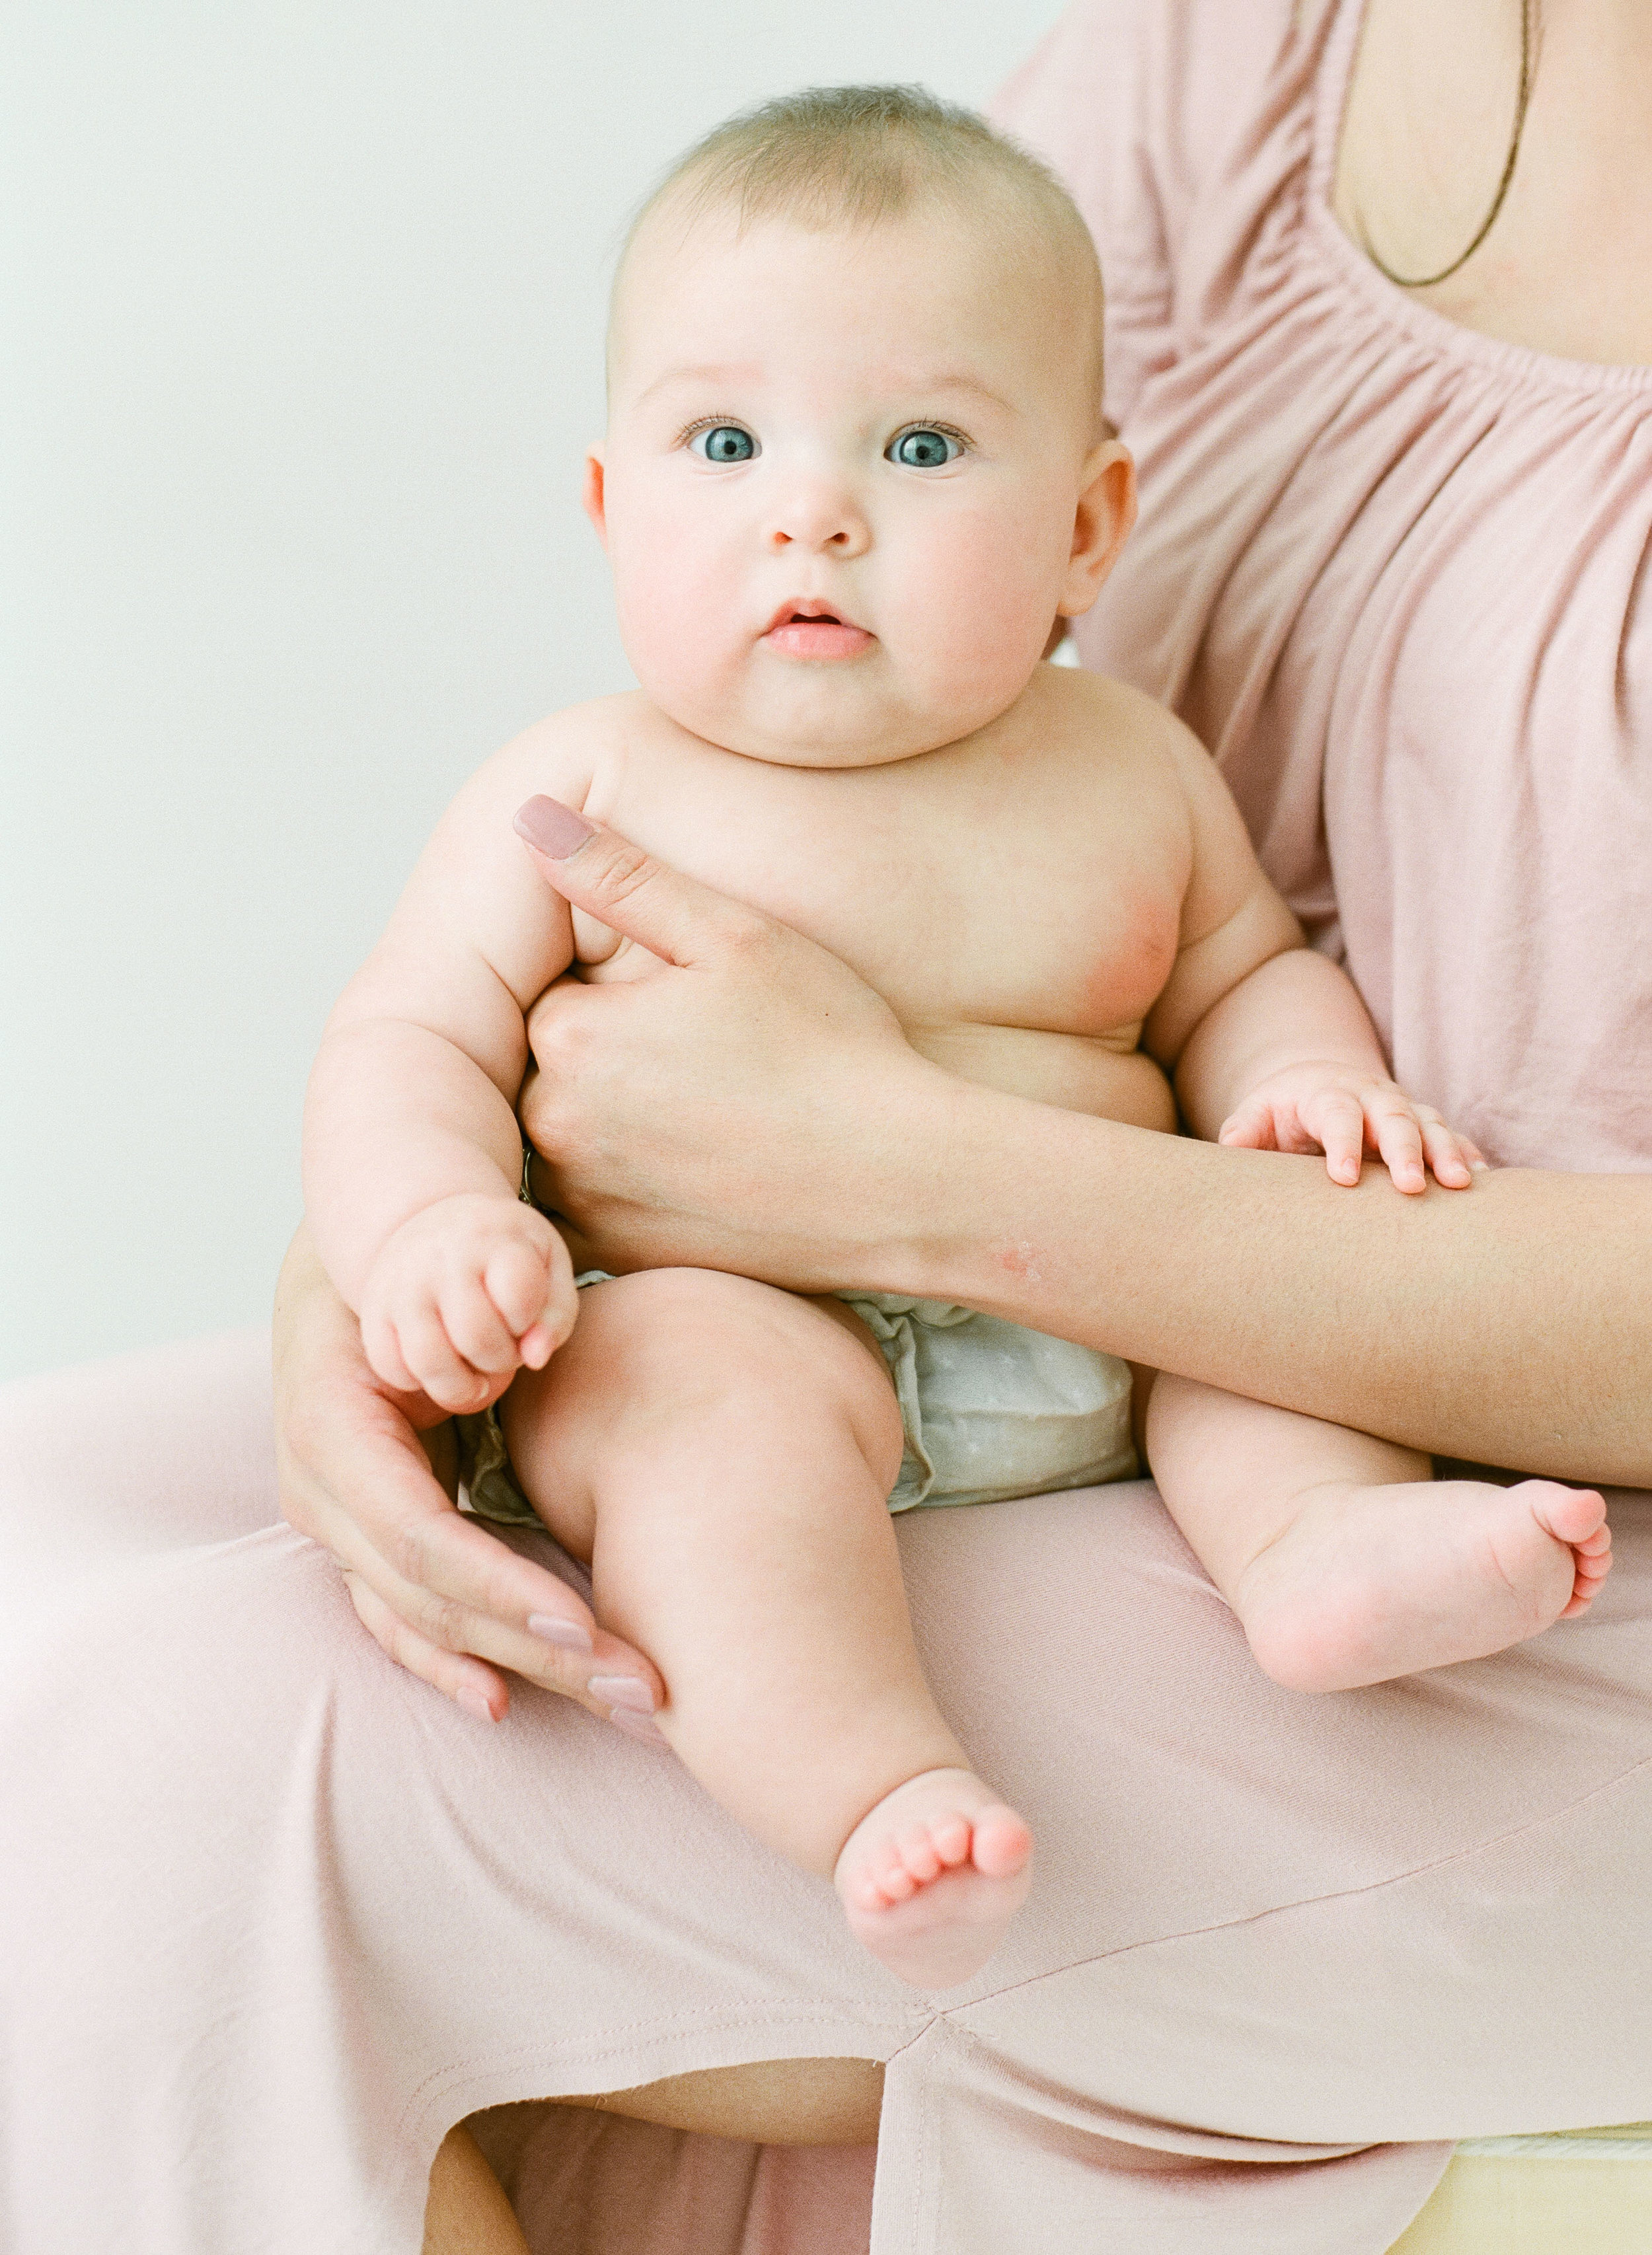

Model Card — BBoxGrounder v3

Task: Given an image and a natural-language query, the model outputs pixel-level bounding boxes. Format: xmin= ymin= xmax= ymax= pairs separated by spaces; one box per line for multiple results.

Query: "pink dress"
xmin=1 ymin=5 xmax=1648 ymax=2252
xmin=1004 ymin=0 xmax=1652 ymax=1175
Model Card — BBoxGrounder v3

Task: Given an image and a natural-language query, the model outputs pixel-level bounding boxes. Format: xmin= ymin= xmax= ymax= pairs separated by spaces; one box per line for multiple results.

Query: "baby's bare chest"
xmin=584 ymin=740 xmax=1186 ymax=1041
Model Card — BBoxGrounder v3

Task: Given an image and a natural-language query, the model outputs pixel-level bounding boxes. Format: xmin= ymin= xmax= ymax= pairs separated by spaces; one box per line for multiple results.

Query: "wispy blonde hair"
xmin=615 ymin=84 xmax=1104 ymax=414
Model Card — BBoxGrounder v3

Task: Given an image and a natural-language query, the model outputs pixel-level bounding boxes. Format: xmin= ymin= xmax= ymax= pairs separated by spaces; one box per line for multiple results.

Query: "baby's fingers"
xmin=1217 ymin=1097 xmax=1282 ymax=1152
xmin=1298 ymin=1087 xmax=1369 ymax=1187
xmin=1367 ymin=1101 xmax=1427 ymax=1194
xmin=361 ymin=1308 xmax=422 ymax=1397
xmin=391 ymin=1305 xmax=494 ymax=1413
xmin=485 ymin=1241 xmax=575 ymax=1368
xmin=439 ymin=1275 xmax=523 ymax=1380
xmin=1418 ymin=1111 xmax=1477 ymax=1190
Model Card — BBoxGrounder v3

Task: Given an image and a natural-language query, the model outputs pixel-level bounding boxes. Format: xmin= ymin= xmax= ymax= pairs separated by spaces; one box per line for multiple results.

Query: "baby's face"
xmin=590 ymin=198 xmax=1127 ymax=767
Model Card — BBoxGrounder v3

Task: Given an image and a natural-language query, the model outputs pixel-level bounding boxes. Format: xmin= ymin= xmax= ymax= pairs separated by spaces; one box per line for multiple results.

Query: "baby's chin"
xmin=650 ymin=672 xmax=1020 ymax=772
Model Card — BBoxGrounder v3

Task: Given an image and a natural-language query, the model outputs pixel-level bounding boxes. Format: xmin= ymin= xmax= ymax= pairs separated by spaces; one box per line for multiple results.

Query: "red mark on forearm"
xmin=996 ymin=1239 xmax=1044 ymax=1282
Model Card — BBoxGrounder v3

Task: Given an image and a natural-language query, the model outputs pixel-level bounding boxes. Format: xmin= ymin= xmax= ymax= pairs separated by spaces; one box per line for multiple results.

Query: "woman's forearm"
xmin=882 ymin=1078 xmax=1651 ymax=1484
xmin=513 ymin=818 xmax=1651 ymax=1487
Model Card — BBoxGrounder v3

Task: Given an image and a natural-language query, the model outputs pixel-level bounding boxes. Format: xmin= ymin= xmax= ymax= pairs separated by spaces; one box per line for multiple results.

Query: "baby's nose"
xmin=767 ymin=482 xmax=870 ymax=556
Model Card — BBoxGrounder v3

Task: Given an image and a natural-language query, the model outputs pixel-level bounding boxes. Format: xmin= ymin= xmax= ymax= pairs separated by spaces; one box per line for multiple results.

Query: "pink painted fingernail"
xmin=455 ymin=1683 xmax=496 ymax=1724
xmin=607 ymin=1707 xmax=669 ymax=1747
xmin=528 ymin=1613 xmax=593 ymax=1652
xmin=588 ymin=1672 xmax=655 ymax=1713
xmin=514 ymin=796 xmax=594 ymax=858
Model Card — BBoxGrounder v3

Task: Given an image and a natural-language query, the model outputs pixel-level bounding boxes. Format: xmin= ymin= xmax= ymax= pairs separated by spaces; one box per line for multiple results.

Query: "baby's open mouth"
xmin=762 ymin=603 xmax=875 ymax=661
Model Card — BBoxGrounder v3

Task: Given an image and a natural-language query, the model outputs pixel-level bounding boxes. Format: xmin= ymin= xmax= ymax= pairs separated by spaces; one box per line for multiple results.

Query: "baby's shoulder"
xmin=459 ymin=690 xmax=659 ymax=810
xmin=1022 ymin=662 xmax=1221 ymax=823
xmin=1033 ymin=661 xmax=1199 ymax=766
xmin=421 ymin=692 xmax=679 ymax=864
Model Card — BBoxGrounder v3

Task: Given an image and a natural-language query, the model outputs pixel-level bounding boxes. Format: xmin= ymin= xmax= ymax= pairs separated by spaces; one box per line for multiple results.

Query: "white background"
xmin=1 ymin=3 xmax=1068 ymax=1380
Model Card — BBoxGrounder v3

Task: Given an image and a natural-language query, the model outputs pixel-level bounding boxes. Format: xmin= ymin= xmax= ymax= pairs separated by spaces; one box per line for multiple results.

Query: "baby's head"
xmin=587 ymin=85 xmax=1134 ymax=768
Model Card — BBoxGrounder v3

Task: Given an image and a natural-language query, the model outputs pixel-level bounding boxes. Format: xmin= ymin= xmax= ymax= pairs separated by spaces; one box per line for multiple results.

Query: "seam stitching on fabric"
xmin=394 ymin=2006 xmax=920 ymax=2137
xmin=946 ymin=1743 xmax=1652 ymax=2018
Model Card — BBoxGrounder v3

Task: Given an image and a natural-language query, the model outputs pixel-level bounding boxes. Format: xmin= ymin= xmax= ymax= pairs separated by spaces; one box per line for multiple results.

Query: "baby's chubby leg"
xmin=500 ymin=1270 xmax=1030 ymax=1986
xmin=1145 ymin=1375 xmax=1611 ymax=1693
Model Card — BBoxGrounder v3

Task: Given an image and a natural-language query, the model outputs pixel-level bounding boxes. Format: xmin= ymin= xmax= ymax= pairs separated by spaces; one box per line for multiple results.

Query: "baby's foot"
xmin=1236 ymin=1478 xmax=1612 ymax=1693
xmin=833 ymin=1767 xmax=1032 ymax=1989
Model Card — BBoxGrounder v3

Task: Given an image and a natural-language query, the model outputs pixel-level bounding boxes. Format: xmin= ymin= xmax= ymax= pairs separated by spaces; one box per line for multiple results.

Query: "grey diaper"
xmin=837 ymin=1291 xmax=1137 ymax=1511
xmin=457 ymin=1275 xmax=1137 ymax=1526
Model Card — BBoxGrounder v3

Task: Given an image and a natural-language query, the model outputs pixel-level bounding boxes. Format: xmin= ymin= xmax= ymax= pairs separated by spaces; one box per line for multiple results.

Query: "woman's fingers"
xmin=514 ymin=797 xmax=776 ymax=970
xmin=324 ymin=1461 xmax=665 ymax=1726
xmin=277 ymin=1335 xmax=663 ymax=1724
xmin=276 ymin=1224 xmax=663 ymax=1724
xmin=510 ymin=810 xmax=924 ymax=1281
xmin=344 ymin=1567 xmax=511 ymax=1722
xmin=342 ymin=1528 xmax=666 ymax=1728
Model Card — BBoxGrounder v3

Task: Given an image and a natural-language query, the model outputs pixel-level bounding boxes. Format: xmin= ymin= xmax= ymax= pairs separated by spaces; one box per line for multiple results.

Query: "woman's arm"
xmin=517 ymin=813 xmax=1652 ymax=1487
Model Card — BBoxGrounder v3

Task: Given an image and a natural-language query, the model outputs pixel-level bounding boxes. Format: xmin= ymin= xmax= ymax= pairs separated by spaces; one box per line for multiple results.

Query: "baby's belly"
xmin=905 ymin=1021 xmax=1178 ymax=1134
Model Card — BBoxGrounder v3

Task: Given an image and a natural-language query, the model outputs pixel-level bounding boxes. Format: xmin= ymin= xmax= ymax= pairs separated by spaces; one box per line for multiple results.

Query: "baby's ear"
xmin=582 ymin=447 xmax=609 ymax=546
xmin=1059 ymin=439 xmax=1137 ymax=617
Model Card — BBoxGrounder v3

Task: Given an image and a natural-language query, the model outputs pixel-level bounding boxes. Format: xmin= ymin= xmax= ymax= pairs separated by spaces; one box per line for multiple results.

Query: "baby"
xmin=304 ymin=88 xmax=1611 ymax=1989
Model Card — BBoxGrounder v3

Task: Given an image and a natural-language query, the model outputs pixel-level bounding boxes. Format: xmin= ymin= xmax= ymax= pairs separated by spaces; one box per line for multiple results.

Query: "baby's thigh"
xmin=498 ymin=1269 xmax=901 ymax=1557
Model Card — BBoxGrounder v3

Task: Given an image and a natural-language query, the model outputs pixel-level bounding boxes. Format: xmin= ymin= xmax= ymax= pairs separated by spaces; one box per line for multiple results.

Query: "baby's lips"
xmin=763 ymin=617 xmax=874 ymax=659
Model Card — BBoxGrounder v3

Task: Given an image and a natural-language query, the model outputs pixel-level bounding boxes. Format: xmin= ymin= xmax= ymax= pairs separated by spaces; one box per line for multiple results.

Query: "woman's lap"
xmin=3 ymin=1335 xmax=1649 ymax=2253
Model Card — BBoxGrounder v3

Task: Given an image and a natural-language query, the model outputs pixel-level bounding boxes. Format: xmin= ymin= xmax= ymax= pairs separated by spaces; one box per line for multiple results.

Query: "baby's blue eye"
xmin=888 ymin=427 xmax=961 ymax=469
xmin=691 ymin=424 xmax=756 ymax=463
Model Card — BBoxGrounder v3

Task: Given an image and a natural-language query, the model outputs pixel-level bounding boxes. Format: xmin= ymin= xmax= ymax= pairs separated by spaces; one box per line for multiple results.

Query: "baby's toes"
xmin=929 ymin=1813 xmax=973 ymax=1869
xmin=1562 ymin=1541 xmax=1614 ymax=1617
xmin=871 ymin=1847 xmax=920 ymax=1905
xmin=846 ymin=1870 xmax=886 ymax=1914
xmin=846 ymin=1858 xmax=899 ymax=1913
xmin=969 ymin=1806 xmax=1035 ymax=1880
xmin=891 ymin=1835 xmax=942 ymax=1887
xmin=1525 ymin=1481 xmax=1607 ymax=1548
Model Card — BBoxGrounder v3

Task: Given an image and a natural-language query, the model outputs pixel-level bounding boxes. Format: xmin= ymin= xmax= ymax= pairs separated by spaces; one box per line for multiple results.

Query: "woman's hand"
xmin=274 ymin=1222 xmax=666 ymax=1734
xmin=512 ymin=797 xmax=948 ymax=1284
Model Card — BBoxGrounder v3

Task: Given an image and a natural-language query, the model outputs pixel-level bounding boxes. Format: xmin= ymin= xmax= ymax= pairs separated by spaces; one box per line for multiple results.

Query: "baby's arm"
xmin=303 ymin=727 xmax=591 ymax=1409
xmin=1144 ymin=729 xmax=1481 ymax=1192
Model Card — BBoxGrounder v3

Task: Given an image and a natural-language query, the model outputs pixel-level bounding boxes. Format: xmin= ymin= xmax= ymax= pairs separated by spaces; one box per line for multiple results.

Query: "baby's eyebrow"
xmin=893 ymin=371 xmax=1016 ymax=418
xmin=632 ymin=363 xmax=1017 ymax=420
xmin=634 ymin=362 xmax=764 ymax=407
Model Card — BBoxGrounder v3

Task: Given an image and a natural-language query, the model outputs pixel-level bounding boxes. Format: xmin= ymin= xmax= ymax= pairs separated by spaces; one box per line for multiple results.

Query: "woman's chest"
xmin=1081 ymin=289 xmax=1652 ymax=915
xmin=1078 ymin=231 xmax=1652 ymax=1162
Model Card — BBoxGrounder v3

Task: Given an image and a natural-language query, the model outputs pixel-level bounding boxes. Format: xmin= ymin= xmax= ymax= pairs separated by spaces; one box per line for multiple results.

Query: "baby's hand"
xmin=1218 ymin=1064 xmax=1484 ymax=1193
xmin=359 ymin=1193 xmax=578 ymax=1411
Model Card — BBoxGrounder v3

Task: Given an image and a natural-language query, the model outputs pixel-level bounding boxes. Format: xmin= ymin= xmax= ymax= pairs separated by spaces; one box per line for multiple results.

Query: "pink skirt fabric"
xmin=4 ymin=1331 xmax=1651 ymax=2252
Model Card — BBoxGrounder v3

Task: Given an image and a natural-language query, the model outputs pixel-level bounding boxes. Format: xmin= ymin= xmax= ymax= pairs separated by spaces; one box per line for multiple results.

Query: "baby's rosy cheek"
xmin=613 ymin=511 xmax=747 ymax=693
xmin=909 ymin=533 xmax=1052 ymax=699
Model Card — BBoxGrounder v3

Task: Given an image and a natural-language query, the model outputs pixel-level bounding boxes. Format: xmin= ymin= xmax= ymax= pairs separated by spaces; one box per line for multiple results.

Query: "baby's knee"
xmin=536 ymin=1268 xmax=901 ymax=1478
